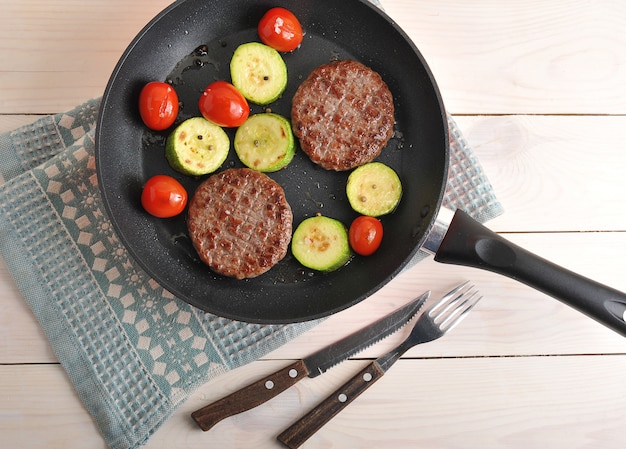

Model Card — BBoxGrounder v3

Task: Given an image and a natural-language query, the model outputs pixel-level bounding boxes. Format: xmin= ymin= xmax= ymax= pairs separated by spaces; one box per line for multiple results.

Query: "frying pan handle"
xmin=434 ymin=209 xmax=626 ymax=337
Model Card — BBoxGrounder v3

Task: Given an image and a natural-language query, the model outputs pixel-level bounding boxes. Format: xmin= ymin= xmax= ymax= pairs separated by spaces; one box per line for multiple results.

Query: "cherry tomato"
xmin=258 ymin=7 xmax=304 ymax=53
xmin=141 ymin=175 xmax=188 ymax=218
xmin=138 ymin=81 xmax=179 ymax=130
xmin=199 ymin=81 xmax=250 ymax=128
xmin=349 ymin=216 xmax=384 ymax=256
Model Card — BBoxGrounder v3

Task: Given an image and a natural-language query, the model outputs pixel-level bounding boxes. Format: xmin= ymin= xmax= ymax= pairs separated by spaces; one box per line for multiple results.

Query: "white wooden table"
xmin=2 ymin=1 xmax=626 ymax=448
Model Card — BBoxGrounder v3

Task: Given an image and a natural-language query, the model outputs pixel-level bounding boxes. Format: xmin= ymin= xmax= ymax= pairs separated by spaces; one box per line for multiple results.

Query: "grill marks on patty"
xmin=187 ymin=168 xmax=292 ymax=279
xmin=291 ymin=60 xmax=395 ymax=171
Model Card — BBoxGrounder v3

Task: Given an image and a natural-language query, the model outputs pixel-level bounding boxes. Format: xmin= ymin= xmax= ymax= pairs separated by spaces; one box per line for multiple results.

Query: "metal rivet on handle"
xmin=265 ymin=380 xmax=274 ymax=389
xmin=289 ymin=369 xmax=298 ymax=378
xmin=338 ymin=393 xmax=347 ymax=403
xmin=363 ymin=373 xmax=373 ymax=382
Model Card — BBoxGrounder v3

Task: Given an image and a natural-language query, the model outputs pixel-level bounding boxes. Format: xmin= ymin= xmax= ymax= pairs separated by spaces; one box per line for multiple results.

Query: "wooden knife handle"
xmin=277 ymin=361 xmax=385 ymax=449
xmin=191 ymin=359 xmax=309 ymax=431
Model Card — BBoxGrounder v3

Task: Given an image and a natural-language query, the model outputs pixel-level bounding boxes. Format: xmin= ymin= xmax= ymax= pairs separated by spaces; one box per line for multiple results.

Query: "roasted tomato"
xmin=199 ymin=81 xmax=250 ymax=128
xmin=349 ymin=216 xmax=384 ymax=256
xmin=141 ymin=175 xmax=188 ymax=218
xmin=258 ymin=7 xmax=304 ymax=53
xmin=138 ymin=81 xmax=179 ymax=130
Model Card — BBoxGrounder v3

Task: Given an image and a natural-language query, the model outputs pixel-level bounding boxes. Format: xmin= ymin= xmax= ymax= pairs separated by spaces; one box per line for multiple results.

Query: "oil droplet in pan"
xmin=194 ymin=44 xmax=208 ymax=56
xmin=167 ymin=44 xmax=221 ymax=86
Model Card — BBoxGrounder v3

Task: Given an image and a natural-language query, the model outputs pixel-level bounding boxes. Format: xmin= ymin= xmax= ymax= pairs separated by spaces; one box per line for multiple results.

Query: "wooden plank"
xmin=3 ymin=356 xmax=626 ymax=448
xmin=384 ymin=0 xmax=626 ymax=114
xmin=1 ymin=1 xmax=625 ymax=114
xmin=0 ymin=364 xmax=103 ymax=449
xmin=271 ymin=356 xmax=626 ymax=449
xmin=456 ymin=115 xmax=626 ymax=233
xmin=3 ymin=230 xmax=626 ymax=364
xmin=0 ymin=0 xmax=173 ymax=113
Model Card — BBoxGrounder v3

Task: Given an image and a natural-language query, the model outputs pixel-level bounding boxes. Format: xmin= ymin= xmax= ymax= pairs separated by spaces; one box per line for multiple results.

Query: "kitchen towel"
xmin=0 ymin=5 xmax=502 ymax=449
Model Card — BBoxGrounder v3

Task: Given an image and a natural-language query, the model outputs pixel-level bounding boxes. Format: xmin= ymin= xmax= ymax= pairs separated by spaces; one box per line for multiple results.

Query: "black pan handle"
xmin=433 ymin=209 xmax=626 ymax=337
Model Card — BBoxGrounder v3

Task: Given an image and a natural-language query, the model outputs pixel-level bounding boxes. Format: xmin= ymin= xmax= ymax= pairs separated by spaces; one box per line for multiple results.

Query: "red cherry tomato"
xmin=141 ymin=175 xmax=188 ymax=218
xmin=199 ymin=81 xmax=250 ymax=128
xmin=349 ymin=216 xmax=384 ymax=256
xmin=138 ymin=81 xmax=179 ymax=130
xmin=258 ymin=7 xmax=304 ymax=53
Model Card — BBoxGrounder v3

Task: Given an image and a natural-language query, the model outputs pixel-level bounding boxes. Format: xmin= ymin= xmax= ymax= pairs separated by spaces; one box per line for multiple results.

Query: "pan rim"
xmin=94 ymin=0 xmax=450 ymax=324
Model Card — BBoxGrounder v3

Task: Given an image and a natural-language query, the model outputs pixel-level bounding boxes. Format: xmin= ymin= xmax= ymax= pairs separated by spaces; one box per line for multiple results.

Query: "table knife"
xmin=191 ymin=291 xmax=430 ymax=431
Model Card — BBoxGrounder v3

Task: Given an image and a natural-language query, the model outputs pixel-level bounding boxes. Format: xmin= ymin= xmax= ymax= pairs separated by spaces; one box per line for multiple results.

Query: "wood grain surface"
xmin=2 ymin=1 xmax=626 ymax=448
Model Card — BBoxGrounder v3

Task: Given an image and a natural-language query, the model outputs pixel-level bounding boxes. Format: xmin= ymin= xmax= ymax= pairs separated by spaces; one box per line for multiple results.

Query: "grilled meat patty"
xmin=291 ymin=60 xmax=395 ymax=171
xmin=187 ymin=168 xmax=292 ymax=279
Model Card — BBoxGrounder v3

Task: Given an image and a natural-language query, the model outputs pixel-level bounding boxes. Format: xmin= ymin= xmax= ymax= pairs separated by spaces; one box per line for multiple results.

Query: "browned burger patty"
xmin=291 ymin=59 xmax=395 ymax=171
xmin=187 ymin=168 xmax=292 ymax=279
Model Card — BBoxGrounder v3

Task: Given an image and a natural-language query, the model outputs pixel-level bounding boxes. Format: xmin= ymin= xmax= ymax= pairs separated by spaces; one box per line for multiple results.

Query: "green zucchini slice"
xmin=291 ymin=216 xmax=351 ymax=272
xmin=230 ymin=42 xmax=288 ymax=105
xmin=234 ymin=113 xmax=295 ymax=172
xmin=346 ymin=162 xmax=402 ymax=216
xmin=165 ymin=117 xmax=229 ymax=176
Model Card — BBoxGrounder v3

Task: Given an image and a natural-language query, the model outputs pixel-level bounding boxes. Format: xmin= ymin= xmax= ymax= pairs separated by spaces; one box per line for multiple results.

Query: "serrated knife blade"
xmin=191 ymin=290 xmax=430 ymax=431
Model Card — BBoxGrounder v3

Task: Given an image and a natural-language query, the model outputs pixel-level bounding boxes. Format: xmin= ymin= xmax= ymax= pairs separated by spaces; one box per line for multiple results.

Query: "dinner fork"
xmin=277 ymin=281 xmax=481 ymax=449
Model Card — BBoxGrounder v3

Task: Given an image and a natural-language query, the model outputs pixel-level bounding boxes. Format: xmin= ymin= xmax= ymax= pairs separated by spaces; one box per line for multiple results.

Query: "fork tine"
xmin=427 ymin=280 xmax=470 ymax=317
xmin=429 ymin=282 xmax=481 ymax=332
xmin=439 ymin=289 xmax=482 ymax=332
xmin=428 ymin=281 xmax=473 ymax=322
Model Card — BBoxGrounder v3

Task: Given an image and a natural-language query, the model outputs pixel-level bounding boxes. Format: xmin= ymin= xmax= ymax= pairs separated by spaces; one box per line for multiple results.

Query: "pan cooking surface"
xmin=95 ymin=0 xmax=448 ymax=323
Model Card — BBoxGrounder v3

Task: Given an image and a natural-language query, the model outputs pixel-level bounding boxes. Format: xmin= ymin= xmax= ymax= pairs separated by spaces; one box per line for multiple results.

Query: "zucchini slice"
xmin=292 ymin=215 xmax=351 ymax=272
xmin=234 ymin=113 xmax=295 ymax=172
xmin=165 ymin=117 xmax=229 ymax=176
xmin=230 ymin=42 xmax=288 ymax=105
xmin=346 ymin=162 xmax=402 ymax=216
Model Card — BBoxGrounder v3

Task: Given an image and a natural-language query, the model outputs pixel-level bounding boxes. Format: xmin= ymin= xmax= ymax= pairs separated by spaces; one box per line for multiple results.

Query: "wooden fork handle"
xmin=277 ymin=361 xmax=385 ymax=449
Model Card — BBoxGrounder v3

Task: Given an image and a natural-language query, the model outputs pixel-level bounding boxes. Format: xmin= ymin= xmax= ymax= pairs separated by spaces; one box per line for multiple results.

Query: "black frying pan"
xmin=96 ymin=0 xmax=626 ymax=335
